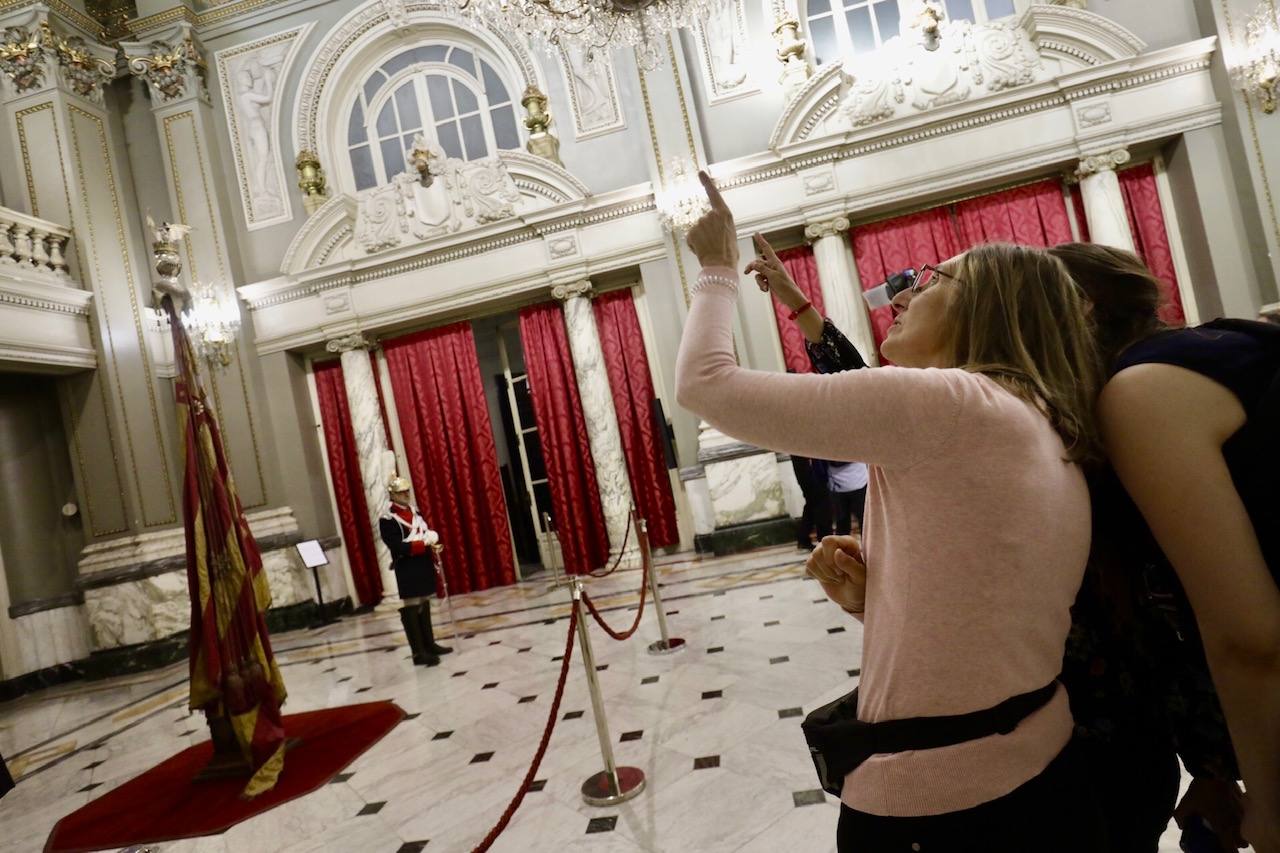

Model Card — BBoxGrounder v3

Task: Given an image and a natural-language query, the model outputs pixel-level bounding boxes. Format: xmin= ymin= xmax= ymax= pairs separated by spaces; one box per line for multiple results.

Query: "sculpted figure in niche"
xmin=233 ymin=50 xmax=285 ymax=219
xmin=705 ymin=0 xmax=747 ymax=92
xmin=563 ymin=43 xmax=619 ymax=133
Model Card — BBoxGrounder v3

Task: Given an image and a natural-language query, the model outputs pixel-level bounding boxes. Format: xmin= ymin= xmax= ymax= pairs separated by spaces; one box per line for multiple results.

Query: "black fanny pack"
xmin=801 ymin=678 xmax=1060 ymax=796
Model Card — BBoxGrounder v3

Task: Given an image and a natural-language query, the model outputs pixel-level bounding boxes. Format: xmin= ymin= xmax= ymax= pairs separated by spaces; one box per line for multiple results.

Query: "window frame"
xmin=345 ymin=43 xmax=523 ymax=193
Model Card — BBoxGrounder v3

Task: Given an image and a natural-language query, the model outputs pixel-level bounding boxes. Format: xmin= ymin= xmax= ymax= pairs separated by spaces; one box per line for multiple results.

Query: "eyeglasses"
xmin=909 ymin=263 xmax=963 ymax=294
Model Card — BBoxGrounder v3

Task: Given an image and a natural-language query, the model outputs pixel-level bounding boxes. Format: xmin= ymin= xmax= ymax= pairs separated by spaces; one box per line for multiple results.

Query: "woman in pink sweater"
xmin=676 ymin=173 xmax=1105 ymax=852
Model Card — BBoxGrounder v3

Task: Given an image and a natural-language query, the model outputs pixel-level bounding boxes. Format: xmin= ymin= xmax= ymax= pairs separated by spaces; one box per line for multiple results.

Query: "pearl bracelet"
xmin=692 ymin=272 xmax=739 ymax=296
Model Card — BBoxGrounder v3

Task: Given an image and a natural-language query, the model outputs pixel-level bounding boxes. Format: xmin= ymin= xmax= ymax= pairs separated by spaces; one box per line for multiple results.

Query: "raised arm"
xmin=675 ymin=270 xmax=960 ymax=468
xmin=1100 ymin=364 xmax=1280 ymax=853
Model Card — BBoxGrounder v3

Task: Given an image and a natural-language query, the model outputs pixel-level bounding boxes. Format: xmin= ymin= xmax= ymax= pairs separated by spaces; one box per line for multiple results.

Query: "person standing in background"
xmin=791 ymin=450 xmax=832 ymax=551
xmin=379 ymin=477 xmax=453 ymax=667
xmin=828 ymin=461 xmax=868 ymax=537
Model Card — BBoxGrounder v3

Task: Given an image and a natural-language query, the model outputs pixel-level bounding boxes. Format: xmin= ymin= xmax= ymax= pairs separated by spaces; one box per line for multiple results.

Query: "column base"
xmin=694 ymin=517 xmax=797 ymax=556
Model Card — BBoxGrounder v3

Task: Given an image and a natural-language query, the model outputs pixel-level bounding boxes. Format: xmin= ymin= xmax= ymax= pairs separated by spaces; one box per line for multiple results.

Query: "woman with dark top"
xmin=1048 ymin=243 xmax=1280 ymax=853
xmin=679 ymin=173 xmax=1106 ymax=852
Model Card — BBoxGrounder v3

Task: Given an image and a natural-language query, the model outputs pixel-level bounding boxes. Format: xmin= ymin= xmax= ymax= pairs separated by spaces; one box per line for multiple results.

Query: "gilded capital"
xmin=123 ymin=25 xmax=208 ymax=104
xmin=551 ymin=280 xmax=593 ymax=302
xmin=325 ymin=333 xmax=372 ymax=354
xmin=0 ymin=17 xmax=113 ymax=103
xmin=1076 ymin=148 xmax=1130 ymax=178
xmin=804 ymin=216 xmax=851 ymax=242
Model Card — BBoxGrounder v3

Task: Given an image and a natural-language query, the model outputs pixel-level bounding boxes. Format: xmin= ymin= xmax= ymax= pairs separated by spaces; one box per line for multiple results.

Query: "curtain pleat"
xmin=770 ymin=246 xmax=827 ymax=374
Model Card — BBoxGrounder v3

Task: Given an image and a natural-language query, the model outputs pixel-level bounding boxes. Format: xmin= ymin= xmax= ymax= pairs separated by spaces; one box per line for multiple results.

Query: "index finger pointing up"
xmin=699 ymin=170 xmax=729 ymax=213
xmin=754 ymin=233 xmax=782 ymax=265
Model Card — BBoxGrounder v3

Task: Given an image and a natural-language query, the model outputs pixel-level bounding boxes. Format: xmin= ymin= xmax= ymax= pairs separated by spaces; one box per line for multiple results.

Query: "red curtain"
xmin=383 ymin=322 xmax=516 ymax=594
xmin=519 ymin=303 xmax=610 ymax=575
xmin=1119 ymin=164 xmax=1186 ymax=326
xmin=851 ymin=208 xmax=964 ymax=351
xmin=312 ymin=359 xmax=383 ymax=606
xmin=770 ymin=246 xmax=826 ymax=374
xmin=593 ymin=289 xmax=680 ymax=549
xmin=1069 ymin=184 xmax=1091 ymax=243
xmin=955 ymin=179 xmax=1074 ymax=248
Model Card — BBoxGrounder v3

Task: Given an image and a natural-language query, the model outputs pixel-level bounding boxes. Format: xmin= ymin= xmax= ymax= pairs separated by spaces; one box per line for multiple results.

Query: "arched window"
xmin=346 ymin=44 xmax=522 ymax=191
xmin=804 ymin=0 xmax=1020 ymax=67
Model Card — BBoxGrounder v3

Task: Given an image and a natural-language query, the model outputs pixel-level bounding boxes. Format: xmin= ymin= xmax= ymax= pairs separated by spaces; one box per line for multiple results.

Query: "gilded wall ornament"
xmin=127 ymin=36 xmax=207 ymax=102
xmin=0 ymin=25 xmax=46 ymax=93
xmin=46 ymin=24 xmax=114 ymax=99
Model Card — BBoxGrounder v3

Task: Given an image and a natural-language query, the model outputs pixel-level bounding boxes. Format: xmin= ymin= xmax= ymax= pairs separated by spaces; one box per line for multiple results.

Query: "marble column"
xmin=805 ymin=216 xmax=879 ymax=366
xmin=552 ymin=280 xmax=641 ymax=569
xmin=1075 ymin=148 xmax=1137 ymax=252
xmin=325 ymin=333 xmax=397 ymax=596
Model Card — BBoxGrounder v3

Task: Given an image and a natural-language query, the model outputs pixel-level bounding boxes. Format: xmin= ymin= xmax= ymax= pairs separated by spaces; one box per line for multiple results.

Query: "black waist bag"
xmin=801 ymin=679 xmax=1060 ymax=797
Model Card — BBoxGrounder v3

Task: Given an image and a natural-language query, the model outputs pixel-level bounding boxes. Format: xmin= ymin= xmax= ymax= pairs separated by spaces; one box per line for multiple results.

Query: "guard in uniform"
xmin=379 ymin=477 xmax=453 ymax=666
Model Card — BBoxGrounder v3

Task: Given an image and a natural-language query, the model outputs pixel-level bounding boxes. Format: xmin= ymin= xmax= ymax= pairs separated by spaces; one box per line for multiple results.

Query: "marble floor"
xmin=0 ymin=545 xmax=1217 ymax=852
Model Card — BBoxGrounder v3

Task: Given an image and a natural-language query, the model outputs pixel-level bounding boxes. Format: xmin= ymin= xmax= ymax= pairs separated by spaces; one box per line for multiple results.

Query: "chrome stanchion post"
xmin=543 ymin=512 xmax=565 ymax=590
xmin=571 ymin=577 xmax=646 ymax=806
xmin=640 ymin=518 xmax=686 ymax=656
xmin=434 ymin=548 xmax=461 ymax=651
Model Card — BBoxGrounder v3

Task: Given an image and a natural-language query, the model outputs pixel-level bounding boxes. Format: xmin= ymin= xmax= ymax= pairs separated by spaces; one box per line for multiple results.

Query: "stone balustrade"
xmin=0 ymin=206 xmax=73 ymax=281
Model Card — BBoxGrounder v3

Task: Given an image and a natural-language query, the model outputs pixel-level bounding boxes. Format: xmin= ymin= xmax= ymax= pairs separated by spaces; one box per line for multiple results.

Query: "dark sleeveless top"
xmin=1065 ymin=319 xmax=1280 ymax=779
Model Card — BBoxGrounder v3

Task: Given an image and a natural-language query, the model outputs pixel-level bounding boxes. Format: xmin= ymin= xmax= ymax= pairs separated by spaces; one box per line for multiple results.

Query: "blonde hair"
xmin=945 ymin=243 xmax=1103 ymax=464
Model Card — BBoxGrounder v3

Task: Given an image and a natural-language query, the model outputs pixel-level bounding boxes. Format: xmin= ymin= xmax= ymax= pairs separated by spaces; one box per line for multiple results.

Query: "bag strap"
xmin=850 ymin=679 xmax=1060 ymax=756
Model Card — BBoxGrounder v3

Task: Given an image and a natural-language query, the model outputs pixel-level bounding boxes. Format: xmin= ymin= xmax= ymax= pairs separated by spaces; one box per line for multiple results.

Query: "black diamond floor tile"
xmin=847 ymin=668 xmax=861 ymax=677
xmin=702 ymin=690 xmax=723 ymax=700
xmin=83 ymin=760 xmax=104 ymax=770
xmin=489 ymin=640 xmax=501 ymax=646
xmin=355 ymin=687 xmax=372 ymax=693
xmin=563 ymin=710 xmax=584 ymax=720
xmin=778 ymin=707 xmax=803 ymax=719
xmin=707 ymin=646 xmax=724 ymax=654
xmin=452 ymin=671 xmax=467 ymax=678
xmin=828 ymin=626 xmax=847 ymax=634
xmin=432 ymin=731 xmax=453 ymax=740
xmin=620 ymin=730 xmax=643 ymax=742
xmin=337 ymin=676 xmax=352 ymax=683
xmin=812 ymin=598 xmax=826 ymax=604
xmin=552 ymin=655 xmax=564 ymax=662
xmin=641 ymin=675 xmax=659 ymax=685
xmin=77 ymin=783 xmax=101 ymax=793
xmin=543 ymin=618 xmax=557 ymax=625
xmin=529 ymin=779 xmax=547 ymax=792
xmin=357 ymin=801 xmax=386 ymax=816
xmin=482 ymin=682 xmax=499 ymax=689
xmin=667 ymin=609 xmax=679 ymax=615
xmin=764 ymin=620 xmax=780 ymax=627
xmin=710 ymin=615 xmax=725 ymax=621
xmin=693 ymin=755 xmax=721 ymax=769
xmin=517 ymin=647 xmax=531 ymax=653
xmin=518 ymin=695 xmax=537 ymax=704
xmin=322 ymin=667 xmax=337 ymax=673
xmin=770 ymin=656 xmax=790 ymax=665
xmin=470 ymin=752 xmax=495 ymax=764
xmin=595 ymin=664 xmax=608 ymax=672
xmin=759 ymin=594 xmax=774 ymax=600
xmin=586 ymin=816 xmax=617 ymax=834
xmin=793 ymin=790 xmax=827 ymax=807
xmin=331 ymin=772 xmax=355 ymax=784
xmin=395 ymin=843 xmax=429 ymax=853
xmin=404 ymin=712 xmax=421 ymax=720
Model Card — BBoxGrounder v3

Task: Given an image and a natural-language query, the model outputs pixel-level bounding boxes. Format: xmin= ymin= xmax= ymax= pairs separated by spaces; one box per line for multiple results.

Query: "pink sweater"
xmin=676 ymin=269 xmax=1089 ymax=817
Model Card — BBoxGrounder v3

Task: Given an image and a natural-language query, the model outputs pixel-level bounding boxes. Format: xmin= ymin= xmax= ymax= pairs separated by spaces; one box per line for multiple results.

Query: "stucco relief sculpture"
xmin=355 ymin=153 xmax=522 ymax=253
xmin=0 ymin=20 xmax=112 ymax=102
xmin=0 ymin=26 xmax=45 ymax=93
xmin=216 ymin=27 xmax=309 ymax=230
xmin=126 ymin=36 xmax=207 ymax=102
xmin=560 ymin=43 xmax=622 ymax=137
xmin=829 ymin=17 xmax=1044 ymax=132
xmin=698 ymin=0 xmax=750 ymax=99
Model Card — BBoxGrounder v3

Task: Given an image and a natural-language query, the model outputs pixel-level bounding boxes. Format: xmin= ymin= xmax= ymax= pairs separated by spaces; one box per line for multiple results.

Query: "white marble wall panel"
xmin=682 ymin=474 xmax=716 ymax=536
xmin=777 ymin=457 xmax=804 ymax=519
xmin=261 ymin=548 xmax=314 ymax=608
xmin=83 ymin=571 xmax=190 ymax=649
xmin=705 ymin=453 xmax=785 ymax=528
xmin=10 ymin=606 xmax=91 ymax=677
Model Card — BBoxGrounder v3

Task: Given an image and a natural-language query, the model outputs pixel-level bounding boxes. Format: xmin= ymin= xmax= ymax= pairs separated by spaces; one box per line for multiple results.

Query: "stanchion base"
xmin=581 ymin=767 xmax=646 ymax=807
xmin=647 ymin=637 xmax=686 ymax=656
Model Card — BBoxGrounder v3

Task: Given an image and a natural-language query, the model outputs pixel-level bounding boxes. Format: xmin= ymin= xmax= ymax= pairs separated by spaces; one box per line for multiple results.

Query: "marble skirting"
xmin=6 ymin=604 xmax=91 ymax=680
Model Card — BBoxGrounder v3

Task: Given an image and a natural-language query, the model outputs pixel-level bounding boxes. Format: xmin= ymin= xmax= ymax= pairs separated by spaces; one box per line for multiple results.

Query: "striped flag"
xmin=165 ymin=296 xmax=287 ymax=798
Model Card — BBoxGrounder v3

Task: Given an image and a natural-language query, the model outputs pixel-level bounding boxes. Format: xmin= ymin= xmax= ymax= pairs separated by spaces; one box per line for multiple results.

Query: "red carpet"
xmin=45 ymin=701 xmax=404 ymax=853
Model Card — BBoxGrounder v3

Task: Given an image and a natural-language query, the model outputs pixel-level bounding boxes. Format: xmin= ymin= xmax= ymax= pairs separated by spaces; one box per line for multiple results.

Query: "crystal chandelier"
xmin=1231 ymin=1 xmax=1279 ymax=114
xmin=181 ymin=281 xmax=241 ymax=367
xmin=451 ymin=0 xmax=712 ymax=70
xmin=655 ymin=156 xmax=710 ymax=232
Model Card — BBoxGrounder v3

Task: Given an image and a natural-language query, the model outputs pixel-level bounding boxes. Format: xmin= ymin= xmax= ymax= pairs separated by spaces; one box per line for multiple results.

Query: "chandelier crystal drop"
xmin=181 ymin=281 xmax=241 ymax=367
xmin=1231 ymin=2 xmax=1280 ymax=113
xmin=656 ymin=156 xmax=710 ymax=233
xmin=450 ymin=0 xmax=712 ymax=70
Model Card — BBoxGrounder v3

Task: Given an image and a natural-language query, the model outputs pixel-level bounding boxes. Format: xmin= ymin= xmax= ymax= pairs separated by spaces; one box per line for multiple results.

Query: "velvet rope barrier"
xmin=579 ymin=530 xmax=650 ymax=642
xmin=470 ymin=612 xmax=578 ymax=853
xmin=587 ymin=516 xmax=632 ymax=579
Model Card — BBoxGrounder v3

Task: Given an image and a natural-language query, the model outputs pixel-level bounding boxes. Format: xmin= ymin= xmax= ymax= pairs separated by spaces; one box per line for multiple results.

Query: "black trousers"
xmin=1078 ymin=735 xmax=1180 ymax=853
xmin=832 ymin=487 xmax=867 ymax=536
xmin=798 ymin=489 xmax=833 ymax=546
xmin=836 ymin=741 xmax=1106 ymax=853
